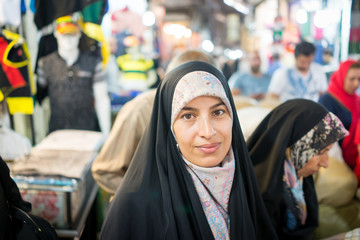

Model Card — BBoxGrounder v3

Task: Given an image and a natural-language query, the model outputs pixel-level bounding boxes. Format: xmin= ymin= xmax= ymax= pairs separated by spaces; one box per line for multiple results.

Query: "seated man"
xmin=228 ymin=51 xmax=271 ymax=101
xmin=267 ymin=41 xmax=327 ymax=103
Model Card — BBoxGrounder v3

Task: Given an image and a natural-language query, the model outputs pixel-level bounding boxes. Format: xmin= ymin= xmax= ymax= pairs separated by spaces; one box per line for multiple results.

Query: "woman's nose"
xmin=319 ymin=154 xmax=329 ymax=168
xmin=355 ymin=79 xmax=360 ymax=88
xmin=198 ymin=117 xmax=216 ymax=138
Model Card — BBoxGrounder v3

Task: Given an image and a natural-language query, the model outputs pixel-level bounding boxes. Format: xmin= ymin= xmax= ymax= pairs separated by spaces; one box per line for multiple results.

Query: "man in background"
xmin=267 ymin=41 xmax=327 ymax=102
xmin=229 ymin=51 xmax=271 ymax=101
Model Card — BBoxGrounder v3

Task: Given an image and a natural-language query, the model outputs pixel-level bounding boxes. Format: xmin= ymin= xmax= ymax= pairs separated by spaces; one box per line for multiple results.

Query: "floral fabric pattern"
xmin=184 ymin=151 xmax=235 ymax=240
xmin=289 ymin=112 xmax=349 ymax=170
xmin=284 ymin=159 xmax=307 ymax=226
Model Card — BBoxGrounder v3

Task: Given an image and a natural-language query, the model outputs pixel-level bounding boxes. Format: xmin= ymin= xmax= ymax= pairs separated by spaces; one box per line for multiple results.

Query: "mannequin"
xmin=116 ymin=36 xmax=157 ymax=92
xmin=36 ymin=16 xmax=110 ymax=136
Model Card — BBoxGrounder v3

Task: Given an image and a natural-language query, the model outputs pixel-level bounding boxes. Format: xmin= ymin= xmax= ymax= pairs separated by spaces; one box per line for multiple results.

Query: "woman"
xmin=318 ymin=60 xmax=360 ymax=186
xmin=0 ymin=156 xmax=58 ymax=239
xmin=247 ymin=99 xmax=348 ymax=240
xmin=100 ymin=61 xmax=277 ymax=239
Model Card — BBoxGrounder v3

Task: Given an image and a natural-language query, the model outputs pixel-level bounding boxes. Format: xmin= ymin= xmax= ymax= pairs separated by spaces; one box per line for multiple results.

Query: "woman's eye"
xmin=181 ymin=113 xmax=194 ymax=120
xmin=317 ymin=150 xmax=328 ymax=156
xmin=213 ymin=109 xmax=225 ymax=116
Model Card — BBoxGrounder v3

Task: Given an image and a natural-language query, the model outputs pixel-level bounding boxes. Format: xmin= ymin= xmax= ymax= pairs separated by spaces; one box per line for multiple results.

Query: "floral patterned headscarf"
xmin=289 ymin=112 xmax=349 ymax=170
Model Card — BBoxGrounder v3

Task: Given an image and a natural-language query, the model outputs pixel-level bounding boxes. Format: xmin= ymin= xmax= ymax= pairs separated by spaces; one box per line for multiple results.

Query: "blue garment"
xmin=267 ymin=60 xmax=281 ymax=76
xmin=229 ymin=72 xmax=271 ymax=97
xmin=318 ymin=93 xmax=352 ymax=147
xmin=21 ymin=0 xmax=26 ymax=13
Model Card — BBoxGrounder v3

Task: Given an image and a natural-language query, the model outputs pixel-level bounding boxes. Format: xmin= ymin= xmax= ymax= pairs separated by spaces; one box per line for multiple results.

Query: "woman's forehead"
xmin=170 ymin=71 xmax=232 ymax=124
xmin=181 ymin=96 xmax=224 ymax=108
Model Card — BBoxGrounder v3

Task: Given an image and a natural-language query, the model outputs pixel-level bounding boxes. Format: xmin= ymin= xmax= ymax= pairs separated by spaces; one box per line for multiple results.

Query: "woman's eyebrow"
xmin=210 ymin=102 xmax=225 ymax=109
xmin=181 ymin=106 xmax=197 ymax=111
xmin=181 ymin=101 xmax=224 ymax=111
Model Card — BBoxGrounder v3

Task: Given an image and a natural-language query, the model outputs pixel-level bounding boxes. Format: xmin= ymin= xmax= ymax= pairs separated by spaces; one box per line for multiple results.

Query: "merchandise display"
xmin=0 ymin=0 xmax=358 ymax=239
xmin=8 ymin=130 xmax=103 ymax=235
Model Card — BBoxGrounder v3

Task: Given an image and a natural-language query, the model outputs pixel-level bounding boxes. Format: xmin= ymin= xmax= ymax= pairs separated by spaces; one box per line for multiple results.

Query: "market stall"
xmin=8 ymin=129 xmax=104 ymax=239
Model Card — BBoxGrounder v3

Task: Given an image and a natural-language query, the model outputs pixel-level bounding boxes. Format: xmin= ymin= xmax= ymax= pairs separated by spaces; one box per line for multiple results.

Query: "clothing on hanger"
xmin=0 ymin=29 xmax=35 ymax=115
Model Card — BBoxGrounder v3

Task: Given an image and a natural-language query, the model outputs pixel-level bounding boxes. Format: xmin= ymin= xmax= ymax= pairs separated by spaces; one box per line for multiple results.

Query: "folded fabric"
xmin=10 ymin=149 xmax=96 ymax=179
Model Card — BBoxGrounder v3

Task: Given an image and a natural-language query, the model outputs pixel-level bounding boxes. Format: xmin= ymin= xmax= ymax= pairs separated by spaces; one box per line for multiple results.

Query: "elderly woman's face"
xmin=173 ymin=96 xmax=232 ymax=167
xmin=297 ymin=143 xmax=334 ymax=178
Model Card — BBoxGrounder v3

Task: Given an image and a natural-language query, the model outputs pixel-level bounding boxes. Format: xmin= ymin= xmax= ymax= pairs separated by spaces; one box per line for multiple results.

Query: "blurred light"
xmin=184 ymin=29 xmax=192 ymax=38
xmin=224 ymin=48 xmax=243 ymax=60
xmin=223 ymin=0 xmax=249 ymax=15
xmin=142 ymin=11 xmax=156 ymax=27
xmin=301 ymin=1 xmax=321 ymax=12
xmin=313 ymin=10 xmax=330 ymax=28
xmin=202 ymin=40 xmax=215 ymax=53
xmin=163 ymin=23 xmax=192 ymax=39
xmin=321 ymin=39 xmax=328 ymax=48
xmin=296 ymin=9 xmax=308 ymax=24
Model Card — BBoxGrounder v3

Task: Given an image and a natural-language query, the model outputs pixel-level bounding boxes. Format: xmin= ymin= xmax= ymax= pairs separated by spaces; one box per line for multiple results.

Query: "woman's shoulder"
xmin=101 ymin=191 xmax=167 ymax=239
xmin=319 ymin=93 xmax=349 ymax=112
xmin=112 ymin=190 xmax=157 ymax=211
xmin=319 ymin=92 xmax=337 ymax=105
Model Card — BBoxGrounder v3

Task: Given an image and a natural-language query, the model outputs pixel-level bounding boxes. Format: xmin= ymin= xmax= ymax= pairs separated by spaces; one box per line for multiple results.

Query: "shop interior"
xmin=1 ymin=0 xmax=360 ymax=239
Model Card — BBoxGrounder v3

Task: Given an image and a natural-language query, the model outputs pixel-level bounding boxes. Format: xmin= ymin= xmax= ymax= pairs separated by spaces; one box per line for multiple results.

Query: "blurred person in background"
xmin=318 ymin=60 xmax=360 ymax=195
xmin=267 ymin=41 xmax=327 ymax=103
xmin=247 ymin=99 xmax=348 ymax=239
xmin=228 ymin=51 xmax=271 ymax=101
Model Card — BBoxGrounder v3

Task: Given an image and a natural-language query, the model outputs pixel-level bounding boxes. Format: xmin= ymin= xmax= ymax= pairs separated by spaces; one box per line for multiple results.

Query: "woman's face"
xmin=173 ymin=96 xmax=232 ymax=167
xmin=297 ymin=143 xmax=334 ymax=178
xmin=344 ymin=68 xmax=360 ymax=95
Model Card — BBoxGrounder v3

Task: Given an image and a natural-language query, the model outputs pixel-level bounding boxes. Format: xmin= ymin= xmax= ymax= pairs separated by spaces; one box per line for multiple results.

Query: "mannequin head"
xmin=123 ymin=35 xmax=141 ymax=57
xmin=55 ymin=33 xmax=81 ymax=51
xmin=54 ymin=15 xmax=81 ymax=65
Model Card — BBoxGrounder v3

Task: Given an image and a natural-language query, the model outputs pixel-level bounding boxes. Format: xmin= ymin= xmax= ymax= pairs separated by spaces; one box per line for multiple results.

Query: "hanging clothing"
xmin=117 ymin=53 xmax=154 ymax=91
xmin=0 ymin=0 xmax=21 ymax=27
xmin=319 ymin=60 xmax=360 ymax=185
xmin=100 ymin=61 xmax=277 ymax=240
xmin=247 ymin=99 xmax=348 ymax=240
xmin=36 ymin=51 xmax=105 ymax=133
xmin=0 ymin=30 xmax=35 ymax=114
xmin=33 ymin=0 xmax=108 ymax=30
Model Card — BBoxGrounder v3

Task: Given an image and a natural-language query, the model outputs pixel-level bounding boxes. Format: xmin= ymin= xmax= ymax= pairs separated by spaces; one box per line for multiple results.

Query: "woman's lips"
xmin=196 ymin=143 xmax=220 ymax=153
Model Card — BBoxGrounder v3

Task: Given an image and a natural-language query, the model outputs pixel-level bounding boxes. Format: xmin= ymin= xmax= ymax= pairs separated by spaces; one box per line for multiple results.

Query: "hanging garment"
xmin=33 ymin=0 xmax=107 ymax=30
xmin=117 ymin=53 xmax=154 ymax=91
xmin=36 ymin=51 xmax=104 ymax=133
xmin=0 ymin=29 xmax=35 ymax=114
xmin=0 ymin=0 xmax=21 ymax=27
